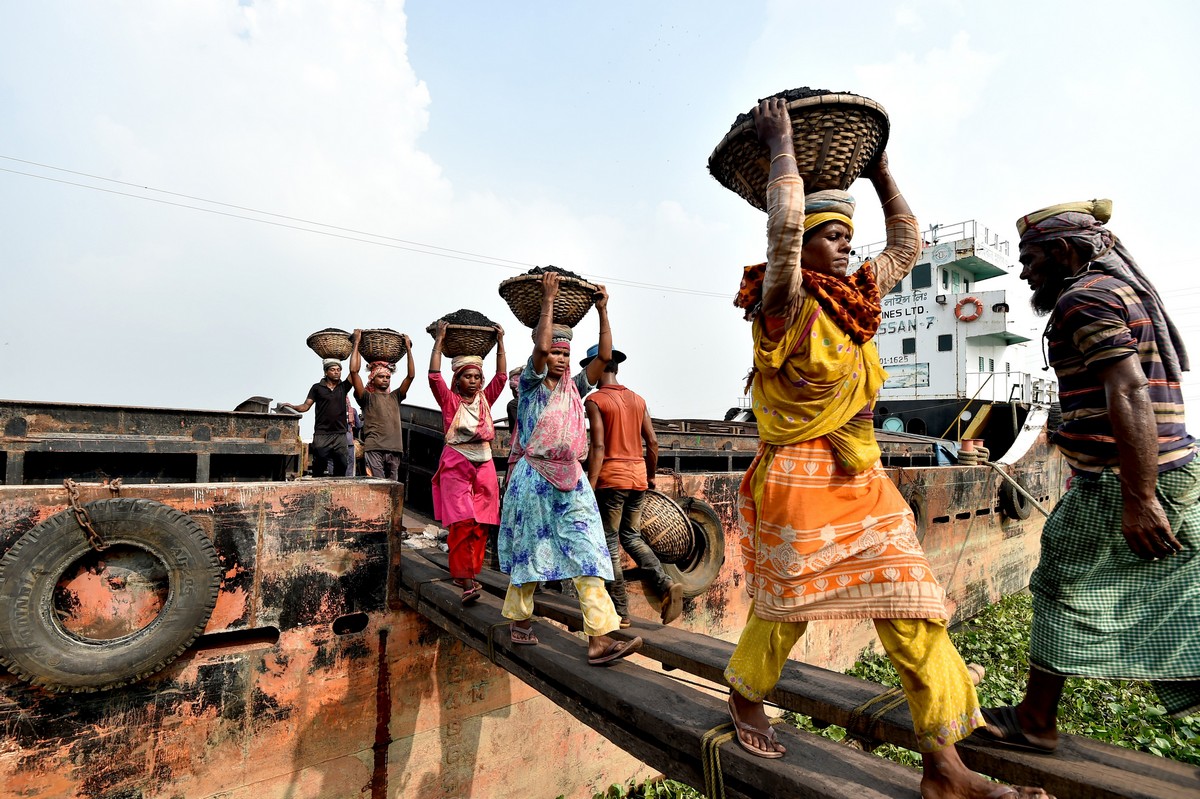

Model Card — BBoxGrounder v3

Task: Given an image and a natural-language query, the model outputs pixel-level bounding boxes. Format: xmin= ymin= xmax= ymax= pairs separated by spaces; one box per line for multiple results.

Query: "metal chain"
xmin=63 ymin=478 xmax=107 ymax=551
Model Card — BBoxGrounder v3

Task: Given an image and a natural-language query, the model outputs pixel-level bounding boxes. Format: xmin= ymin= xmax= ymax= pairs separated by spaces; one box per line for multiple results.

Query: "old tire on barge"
xmin=661 ymin=498 xmax=725 ymax=597
xmin=0 ymin=498 xmax=220 ymax=693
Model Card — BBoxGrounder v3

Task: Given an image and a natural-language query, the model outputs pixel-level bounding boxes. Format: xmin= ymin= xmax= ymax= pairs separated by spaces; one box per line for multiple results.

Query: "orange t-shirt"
xmin=586 ymin=385 xmax=648 ymax=490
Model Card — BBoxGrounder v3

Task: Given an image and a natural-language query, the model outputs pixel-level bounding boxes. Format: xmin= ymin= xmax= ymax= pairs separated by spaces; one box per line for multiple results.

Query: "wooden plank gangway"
xmin=398 ymin=547 xmax=1200 ymax=799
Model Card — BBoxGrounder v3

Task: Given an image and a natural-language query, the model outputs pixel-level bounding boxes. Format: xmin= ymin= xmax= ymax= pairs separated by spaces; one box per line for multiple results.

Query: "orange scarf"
xmin=734 ymin=262 xmax=881 ymax=345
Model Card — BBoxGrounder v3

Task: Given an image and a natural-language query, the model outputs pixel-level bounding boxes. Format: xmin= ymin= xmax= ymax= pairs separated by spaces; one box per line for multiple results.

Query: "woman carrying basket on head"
xmin=429 ymin=321 xmax=508 ymax=605
xmin=724 ymin=98 xmax=1050 ymax=799
xmin=498 ymin=271 xmax=643 ymax=666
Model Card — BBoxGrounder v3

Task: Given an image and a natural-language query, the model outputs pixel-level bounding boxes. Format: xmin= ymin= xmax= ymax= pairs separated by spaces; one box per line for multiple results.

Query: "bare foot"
xmin=922 ymin=747 xmax=1054 ymax=799
xmin=729 ymin=690 xmax=786 ymax=756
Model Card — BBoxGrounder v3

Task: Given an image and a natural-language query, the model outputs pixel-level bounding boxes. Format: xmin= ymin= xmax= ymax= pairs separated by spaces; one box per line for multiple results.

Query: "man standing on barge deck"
xmin=280 ymin=359 xmax=353 ymax=477
xmin=350 ymin=329 xmax=415 ymax=480
xmin=976 ymin=200 xmax=1199 ymax=752
xmin=583 ymin=346 xmax=684 ymax=627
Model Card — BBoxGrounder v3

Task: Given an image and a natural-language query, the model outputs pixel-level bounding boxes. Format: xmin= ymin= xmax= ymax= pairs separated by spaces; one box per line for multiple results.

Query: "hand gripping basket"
xmin=638 ymin=490 xmax=695 ymax=564
xmin=425 ymin=322 xmax=497 ymax=358
xmin=358 ymin=328 xmax=407 ymax=364
xmin=499 ymin=273 xmax=599 ymax=329
xmin=707 ymin=88 xmax=889 ymax=212
xmin=306 ymin=328 xmax=353 ymax=360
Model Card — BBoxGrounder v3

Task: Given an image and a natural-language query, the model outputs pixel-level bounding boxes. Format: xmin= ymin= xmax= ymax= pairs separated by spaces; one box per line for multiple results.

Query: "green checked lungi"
xmin=1030 ymin=458 xmax=1200 ymax=717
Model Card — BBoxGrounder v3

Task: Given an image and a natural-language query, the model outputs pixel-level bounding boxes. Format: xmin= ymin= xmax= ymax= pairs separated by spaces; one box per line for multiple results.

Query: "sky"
xmin=3 ymin=1 xmax=1199 ymax=438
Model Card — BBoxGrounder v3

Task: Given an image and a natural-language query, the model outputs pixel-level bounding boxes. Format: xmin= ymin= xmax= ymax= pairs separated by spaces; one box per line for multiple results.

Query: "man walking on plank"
xmin=975 ymin=200 xmax=1198 ymax=752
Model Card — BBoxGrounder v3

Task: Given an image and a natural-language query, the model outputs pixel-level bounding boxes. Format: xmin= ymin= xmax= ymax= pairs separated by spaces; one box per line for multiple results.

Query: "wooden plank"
xmin=424 ymin=552 xmax=1200 ymax=799
xmin=398 ymin=548 xmax=923 ymax=799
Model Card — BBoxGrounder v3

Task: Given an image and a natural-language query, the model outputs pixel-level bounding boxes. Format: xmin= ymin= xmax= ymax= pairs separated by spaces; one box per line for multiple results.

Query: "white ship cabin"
xmin=851 ymin=220 xmax=1057 ymax=444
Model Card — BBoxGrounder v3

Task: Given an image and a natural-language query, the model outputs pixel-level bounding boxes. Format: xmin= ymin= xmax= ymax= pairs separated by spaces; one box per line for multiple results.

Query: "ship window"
xmin=902 ymin=337 xmax=917 ymax=354
xmin=911 ymin=263 xmax=932 ymax=289
xmin=952 ymin=273 xmax=961 ymax=291
xmin=1005 ymin=362 xmax=1011 ymax=373
xmin=938 ymin=334 xmax=953 ymax=351
xmin=889 ymin=278 xmax=904 ymax=295
xmin=964 ymin=279 xmax=970 ymax=291
xmin=941 ymin=270 xmax=949 ymax=289
xmin=989 ymin=358 xmax=995 ymax=372
xmin=978 ymin=356 xmax=985 ymax=371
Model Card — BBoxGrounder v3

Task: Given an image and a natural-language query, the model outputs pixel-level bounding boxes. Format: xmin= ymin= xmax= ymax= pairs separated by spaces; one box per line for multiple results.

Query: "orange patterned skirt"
xmin=738 ymin=436 xmax=948 ymax=622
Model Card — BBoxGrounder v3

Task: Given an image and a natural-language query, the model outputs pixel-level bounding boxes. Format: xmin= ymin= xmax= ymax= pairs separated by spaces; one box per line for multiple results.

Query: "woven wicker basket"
xmin=639 ymin=490 xmax=695 ymax=564
xmin=499 ymin=274 xmax=599 ymax=329
xmin=306 ymin=328 xmax=353 ymax=360
xmin=359 ymin=329 xmax=407 ymax=364
xmin=708 ymin=90 xmax=889 ymax=212
xmin=425 ymin=322 xmax=497 ymax=358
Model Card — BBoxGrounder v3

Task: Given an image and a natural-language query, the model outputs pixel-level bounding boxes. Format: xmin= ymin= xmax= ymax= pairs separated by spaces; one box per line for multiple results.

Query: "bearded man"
xmin=976 ymin=199 xmax=1198 ymax=753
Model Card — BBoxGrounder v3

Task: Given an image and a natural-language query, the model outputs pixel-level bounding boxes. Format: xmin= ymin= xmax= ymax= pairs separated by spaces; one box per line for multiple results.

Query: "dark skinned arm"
xmin=495 ymin=325 xmax=507 ymax=377
xmin=584 ymin=285 xmax=613 ymax=387
xmin=531 ymin=272 xmax=559 ymax=376
xmin=281 ymin=397 xmax=314 ymax=413
xmin=429 ymin=321 xmax=446 ymax=374
xmin=349 ymin=329 xmax=366 ymax=400
xmin=396 ymin=334 xmax=415 ymax=398
xmin=1096 ymin=354 xmax=1182 ymax=559
xmin=586 ymin=401 xmax=605 ymax=490
xmin=641 ymin=407 xmax=658 ymax=490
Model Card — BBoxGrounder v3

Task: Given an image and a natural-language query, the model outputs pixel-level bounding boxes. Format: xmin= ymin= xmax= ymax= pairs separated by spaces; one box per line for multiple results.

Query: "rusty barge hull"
xmin=0 ymin=399 xmax=1066 ymax=799
xmin=0 ymin=479 xmax=646 ymax=799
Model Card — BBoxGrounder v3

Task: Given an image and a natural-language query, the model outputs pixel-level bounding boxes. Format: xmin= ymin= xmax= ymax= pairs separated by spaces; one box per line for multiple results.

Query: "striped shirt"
xmin=1048 ymin=273 xmax=1194 ymax=473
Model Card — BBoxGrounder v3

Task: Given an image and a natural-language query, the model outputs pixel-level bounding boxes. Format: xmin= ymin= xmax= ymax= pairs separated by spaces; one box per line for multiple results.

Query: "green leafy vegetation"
xmin=575 ymin=594 xmax=1198 ymax=799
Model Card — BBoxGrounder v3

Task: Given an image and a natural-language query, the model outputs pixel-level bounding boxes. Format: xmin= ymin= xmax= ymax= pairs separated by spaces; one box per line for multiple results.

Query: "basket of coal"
xmin=499 ymin=265 xmax=599 ymax=329
xmin=358 ymin=328 xmax=407 ymax=364
xmin=638 ymin=490 xmax=695 ymax=564
xmin=426 ymin=309 xmax=499 ymax=358
xmin=707 ymin=87 xmax=889 ymax=212
xmin=306 ymin=328 xmax=353 ymax=360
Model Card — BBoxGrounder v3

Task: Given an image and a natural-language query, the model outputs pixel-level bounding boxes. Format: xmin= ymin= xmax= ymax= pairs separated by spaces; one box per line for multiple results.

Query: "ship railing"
xmin=851 ymin=219 xmax=1011 ymax=266
xmin=963 ymin=371 xmax=1033 ymax=404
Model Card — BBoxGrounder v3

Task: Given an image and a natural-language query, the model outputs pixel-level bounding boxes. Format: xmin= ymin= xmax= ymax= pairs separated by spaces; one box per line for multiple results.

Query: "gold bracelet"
xmin=771 ymin=152 xmax=796 ymax=165
xmin=882 ymin=191 xmax=902 ymax=205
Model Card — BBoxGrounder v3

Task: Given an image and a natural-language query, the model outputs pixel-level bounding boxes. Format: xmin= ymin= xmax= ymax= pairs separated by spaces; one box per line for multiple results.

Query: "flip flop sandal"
xmin=460 ymin=584 xmax=481 ymax=605
xmin=588 ymin=636 xmax=643 ymax=666
xmin=972 ymin=706 xmax=1056 ymax=754
xmin=510 ymin=623 xmax=538 ymax=645
xmin=660 ymin=583 xmax=685 ymax=625
xmin=728 ymin=694 xmax=784 ymax=759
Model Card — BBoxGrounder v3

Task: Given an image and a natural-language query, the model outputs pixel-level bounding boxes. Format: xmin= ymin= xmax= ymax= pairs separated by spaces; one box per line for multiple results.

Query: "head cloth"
xmin=803 ymin=190 xmax=855 ymax=236
xmin=1016 ymin=199 xmax=1188 ymax=378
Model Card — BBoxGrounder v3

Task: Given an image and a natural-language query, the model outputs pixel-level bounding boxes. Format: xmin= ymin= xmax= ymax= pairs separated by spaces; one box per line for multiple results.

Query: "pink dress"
xmin=429 ymin=372 xmax=507 ymax=526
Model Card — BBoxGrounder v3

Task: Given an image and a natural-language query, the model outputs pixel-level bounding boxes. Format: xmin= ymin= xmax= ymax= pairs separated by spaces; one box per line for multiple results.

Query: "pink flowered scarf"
xmin=523 ymin=372 xmax=587 ymax=491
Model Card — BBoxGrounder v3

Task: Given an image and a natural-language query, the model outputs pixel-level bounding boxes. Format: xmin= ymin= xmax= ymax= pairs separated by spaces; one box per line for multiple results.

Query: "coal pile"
xmin=729 ymin=87 xmax=850 ymax=129
xmin=438 ymin=309 xmax=497 ymax=327
xmin=524 ymin=264 xmax=585 ymax=281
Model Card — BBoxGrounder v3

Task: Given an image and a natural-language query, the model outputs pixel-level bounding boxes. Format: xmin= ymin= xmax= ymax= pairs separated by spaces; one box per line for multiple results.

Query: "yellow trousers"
xmin=725 ymin=605 xmax=984 ymax=751
xmin=502 ymin=576 xmax=621 ymax=637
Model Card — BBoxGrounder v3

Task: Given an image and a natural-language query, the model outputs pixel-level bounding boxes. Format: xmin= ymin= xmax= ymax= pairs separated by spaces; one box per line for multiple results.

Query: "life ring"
xmin=955 ymin=296 xmax=983 ymax=322
xmin=0 ymin=498 xmax=220 ymax=693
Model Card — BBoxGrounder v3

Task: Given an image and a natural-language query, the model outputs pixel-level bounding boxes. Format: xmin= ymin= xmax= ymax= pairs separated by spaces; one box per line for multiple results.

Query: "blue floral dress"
xmin=498 ymin=357 xmax=614 ymax=586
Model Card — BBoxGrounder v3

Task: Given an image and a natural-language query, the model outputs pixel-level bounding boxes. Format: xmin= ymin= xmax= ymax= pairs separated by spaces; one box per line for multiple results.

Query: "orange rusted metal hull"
xmin=0 ymin=480 xmax=646 ymax=799
xmin=0 ymin=430 xmax=1065 ymax=798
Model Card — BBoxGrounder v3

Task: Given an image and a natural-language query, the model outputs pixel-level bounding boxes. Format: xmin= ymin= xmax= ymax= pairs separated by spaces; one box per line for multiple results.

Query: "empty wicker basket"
xmin=708 ymin=88 xmax=889 ymax=212
xmin=306 ymin=328 xmax=353 ymax=360
xmin=425 ymin=322 xmax=498 ymax=358
xmin=499 ymin=273 xmax=599 ymax=329
xmin=639 ymin=490 xmax=694 ymax=564
xmin=359 ymin=329 xmax=407 ymax=364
